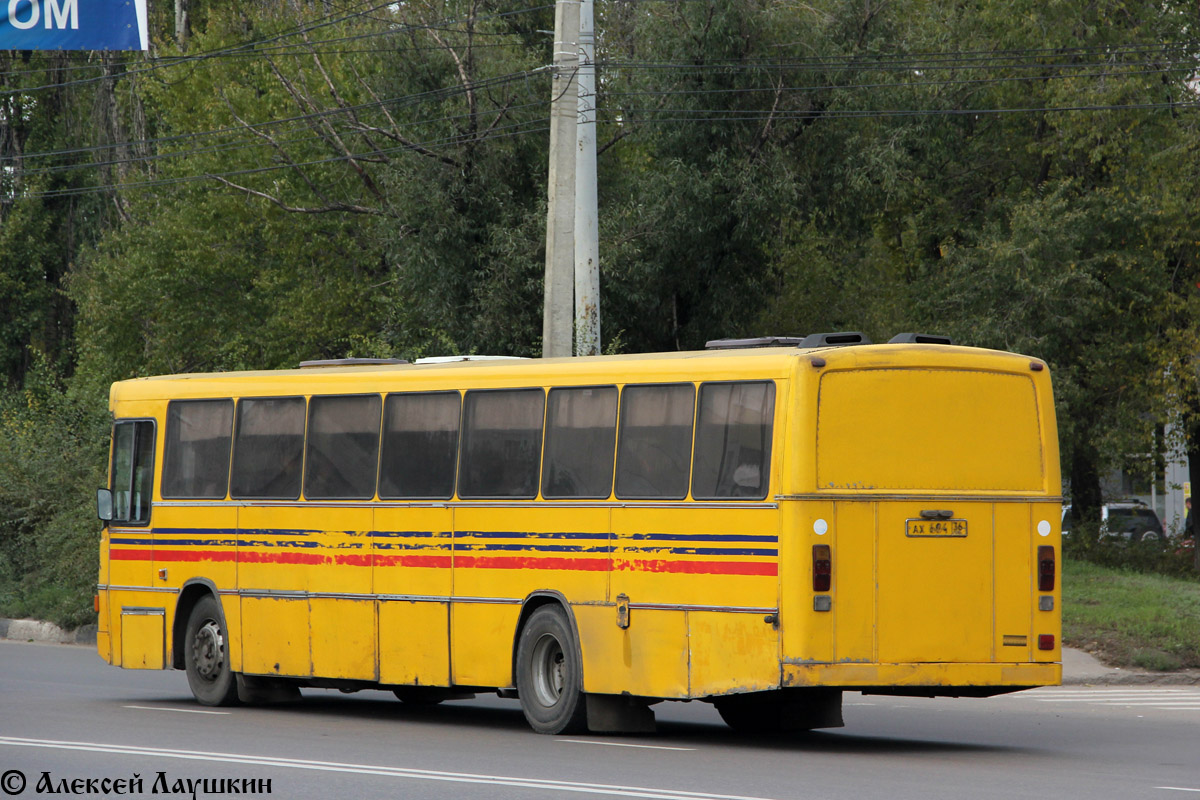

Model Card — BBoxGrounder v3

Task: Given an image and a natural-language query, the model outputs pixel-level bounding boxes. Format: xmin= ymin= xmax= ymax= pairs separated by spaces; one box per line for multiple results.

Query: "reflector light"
xmin=1037 ymin=545 xmax=1055 ymax=592
xmin=813 ymin=544 xmax=832 ymax=592
xmin=93 ymin=595 xmax=100 ymax=613
xmin=1038 ymin=634 xmax=1055 ymax=651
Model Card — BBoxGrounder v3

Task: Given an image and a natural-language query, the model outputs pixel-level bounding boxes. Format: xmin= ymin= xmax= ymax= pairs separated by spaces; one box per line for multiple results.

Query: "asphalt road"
xmin=1 ymin=640 xmax=1198 ymax=800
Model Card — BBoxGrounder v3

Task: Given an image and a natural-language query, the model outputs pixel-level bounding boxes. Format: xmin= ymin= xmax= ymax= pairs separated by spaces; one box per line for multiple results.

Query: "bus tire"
xmin=515 ymin=605 xmax=587 ymax=734
xmin=183 ymin=595 xmax=239 ymax=706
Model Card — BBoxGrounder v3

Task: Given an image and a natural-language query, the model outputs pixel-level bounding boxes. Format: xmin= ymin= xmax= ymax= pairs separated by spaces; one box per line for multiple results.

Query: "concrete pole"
xmin=573 ymin=0 xmax=600 ymax=357
xmin=542 ymin=0 xmax=580 ymax=358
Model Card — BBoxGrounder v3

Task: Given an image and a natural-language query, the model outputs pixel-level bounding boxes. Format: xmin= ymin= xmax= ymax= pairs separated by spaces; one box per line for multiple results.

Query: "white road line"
xmin=1157 ymin=788 xmax=1200 ymax=793
xmin=559 ymin=740 xmax=696 ymax=752
xmin=0 ymin=737 xmax=774 ymax=800
xmin=1033 ymin=698 xmax=1200 ymax=704
xmin=123 ymin=705 xmax=231 ymax=715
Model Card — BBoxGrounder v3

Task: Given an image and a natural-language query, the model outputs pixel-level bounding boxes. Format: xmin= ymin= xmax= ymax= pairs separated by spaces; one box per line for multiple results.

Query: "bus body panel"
xmin=96 ymin=343 xmax=1061 ymax=714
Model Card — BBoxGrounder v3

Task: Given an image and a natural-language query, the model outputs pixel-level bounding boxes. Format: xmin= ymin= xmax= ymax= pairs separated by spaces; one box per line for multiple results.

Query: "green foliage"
xmin=2 ymin=0 xmax=1200 ymax=626
xmin=0 ymin=355 xmax=108 ymax=629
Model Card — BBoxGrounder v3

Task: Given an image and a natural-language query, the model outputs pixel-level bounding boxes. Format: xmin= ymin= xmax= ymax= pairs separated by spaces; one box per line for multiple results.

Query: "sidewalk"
xmin=3 ymin=616 xmax=1197 ymax=685
xmin=1061 ymin=645 xmax=1200 ymax=686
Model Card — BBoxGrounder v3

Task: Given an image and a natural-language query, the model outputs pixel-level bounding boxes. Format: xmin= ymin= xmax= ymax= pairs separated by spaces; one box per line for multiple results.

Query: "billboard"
xmin=1 ymin=0 xmax=148 ymax=50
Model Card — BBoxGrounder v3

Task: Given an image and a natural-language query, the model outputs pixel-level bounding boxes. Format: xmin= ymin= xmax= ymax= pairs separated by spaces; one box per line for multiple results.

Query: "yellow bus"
xmin=96 ymin=333 xmax=1062 ymax=734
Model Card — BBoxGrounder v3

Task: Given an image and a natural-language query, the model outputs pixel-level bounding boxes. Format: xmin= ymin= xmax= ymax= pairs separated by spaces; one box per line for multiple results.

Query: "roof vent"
xmin=298 ymin=357 xmax=409 ymax=368
xmin=888 ymin=333 xmax=954 ymax=345
xmin=705 ymin=336 xmax=804 ymax=350
xmin=797 ymin=332 xmax=871 ymax=348
xmin=413 ymin=355 xmax=529 ymax=364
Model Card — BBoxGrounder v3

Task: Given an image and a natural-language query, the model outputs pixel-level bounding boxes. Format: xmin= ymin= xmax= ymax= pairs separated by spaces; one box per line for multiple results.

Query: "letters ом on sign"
xmin=0 ymin=0 xmax=148 ymax=50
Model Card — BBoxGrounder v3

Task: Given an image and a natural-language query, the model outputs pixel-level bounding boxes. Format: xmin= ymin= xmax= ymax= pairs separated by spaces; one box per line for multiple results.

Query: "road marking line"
xmin=558 ymin=740 xmax=696 ymax=751
xmin=123 ymin=705 xmax=231 ymax=715
xmin=1157 ymin=788 xmax=1200 ymax=793
xmin=0 ymin=737 xmax=771 ymax=800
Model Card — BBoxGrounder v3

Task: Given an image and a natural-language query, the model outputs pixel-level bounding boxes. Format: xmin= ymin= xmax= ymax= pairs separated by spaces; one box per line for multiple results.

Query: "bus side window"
xmin=459 ymin=389 xmax=545 ymax=499
xmin=543 ymin=386 xmax=617 ymax=499
xmin=162 ymin=399 xmax=233 ymax=499
xmin=230 ymin=397 xmax=306 ymax=500
xmin=379 ymin=392 xmax=461 ymax=499
xmin=615 ymin=384 xmax=695 ymax=500
xmin=305 ymin=394 xmax=382 ymax=500
xmin=110 ymin=420 xmax=156 ymax=525
xmin=692 ymin=381 xmax=775 ymax=500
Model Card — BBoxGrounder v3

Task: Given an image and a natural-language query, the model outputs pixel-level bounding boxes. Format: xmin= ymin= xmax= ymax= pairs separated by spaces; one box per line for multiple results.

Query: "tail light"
xmin=813 ymin=544 xmax=831 ymax=592
xmin=1037 ymin=546 xmax=1055 ymax=592
xmin=1038 ymin=634 xmax=1055 ymax=651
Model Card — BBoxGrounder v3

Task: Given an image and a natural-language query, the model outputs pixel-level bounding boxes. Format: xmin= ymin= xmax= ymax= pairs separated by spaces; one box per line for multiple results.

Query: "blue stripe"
xmin=375 ymin=542 xmax=453 ymax=551
xmin=456 ymin=531 xmax=610 ymax=540
xmin=627 ymin=533 xmax=777 ymax=543
xmin=627 ymin=546 xmax=778 ymax=557
xmin=452 ymin=543 xmax=613 ymax=553
xmin=370 ymin=531 xmax=445 ymax=539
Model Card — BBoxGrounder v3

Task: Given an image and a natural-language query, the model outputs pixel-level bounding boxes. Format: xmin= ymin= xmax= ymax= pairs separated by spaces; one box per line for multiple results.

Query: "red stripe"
xmin=109 ymin=548 xmax=155 ymax=561
xmin=374 ymin=554 xmax=452 ymax=569
xmin=111 ymin=549 xmax=774 ymax=576
xmin=454 ymin=555 xmax=610 ymax=571
xmin=617 ymin=559 xmax=777 ymax=576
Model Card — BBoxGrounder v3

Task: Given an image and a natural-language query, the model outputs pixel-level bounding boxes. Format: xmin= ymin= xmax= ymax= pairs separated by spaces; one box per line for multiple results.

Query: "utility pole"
xmin=573 ymin=0 xmax=600 ymax=356
xmin=541 ymin=0 xmax=580 ymax=358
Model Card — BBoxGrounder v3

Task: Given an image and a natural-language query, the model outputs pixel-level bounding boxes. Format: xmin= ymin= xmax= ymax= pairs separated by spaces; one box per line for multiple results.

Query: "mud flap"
xmin=236 ymin=674 xmax=301 ymax=704
xmin=586 ymin=694 xmax=656 ymax=733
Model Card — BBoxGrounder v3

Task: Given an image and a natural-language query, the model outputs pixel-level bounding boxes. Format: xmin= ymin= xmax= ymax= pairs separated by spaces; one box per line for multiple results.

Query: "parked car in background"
xmin=1062 ymin=502 xmax=1166 ymax=544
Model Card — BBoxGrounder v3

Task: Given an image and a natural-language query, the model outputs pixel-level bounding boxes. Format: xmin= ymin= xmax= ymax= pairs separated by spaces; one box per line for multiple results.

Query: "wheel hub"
xmin=191 ymin=620 xmax=224 ymax=682
xmin=531 ymin=633 xmax=566 ymax=707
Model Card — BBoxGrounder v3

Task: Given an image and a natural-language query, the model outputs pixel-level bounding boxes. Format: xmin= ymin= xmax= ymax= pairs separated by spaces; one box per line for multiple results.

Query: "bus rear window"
xmin=816 ymin=369 xmax=1044 ymax=492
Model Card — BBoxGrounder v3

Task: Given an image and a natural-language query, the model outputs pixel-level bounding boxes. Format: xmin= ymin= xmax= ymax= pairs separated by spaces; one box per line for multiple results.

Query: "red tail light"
xmin=813 ymin=544 xmax=831 ymax=592
xmin=1037 ymin=546 xmax=1055 ymax=592
xmin=1038 ymin=634 xmax=1055 ymax=651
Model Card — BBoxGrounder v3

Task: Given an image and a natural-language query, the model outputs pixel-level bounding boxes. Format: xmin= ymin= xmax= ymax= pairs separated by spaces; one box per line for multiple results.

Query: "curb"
xmin=0 ymin=618 xmax=97 ymax=646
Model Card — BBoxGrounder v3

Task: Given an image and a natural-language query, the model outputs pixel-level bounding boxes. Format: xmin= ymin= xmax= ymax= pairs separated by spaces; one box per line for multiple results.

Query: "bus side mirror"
xmin=96 ymin=489 xmax=113 ymax=523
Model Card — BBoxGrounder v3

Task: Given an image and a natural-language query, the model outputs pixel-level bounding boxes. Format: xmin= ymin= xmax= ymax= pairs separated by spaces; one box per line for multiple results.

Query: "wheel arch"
xmin=171 ymin=579 xmax=227 ymax=670
xmin=510 ymin=591 xmax=583 ymax=689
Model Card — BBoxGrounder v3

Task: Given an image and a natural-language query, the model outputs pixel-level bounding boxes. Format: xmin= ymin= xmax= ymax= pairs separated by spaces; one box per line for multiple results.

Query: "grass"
xmin=1063 ymin=558 xmax=1200 ymax=671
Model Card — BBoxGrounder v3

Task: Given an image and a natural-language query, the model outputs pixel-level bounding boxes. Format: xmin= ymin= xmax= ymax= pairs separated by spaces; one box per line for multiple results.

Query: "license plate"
xmin=906 ymin=519 xmax=968 ymax=538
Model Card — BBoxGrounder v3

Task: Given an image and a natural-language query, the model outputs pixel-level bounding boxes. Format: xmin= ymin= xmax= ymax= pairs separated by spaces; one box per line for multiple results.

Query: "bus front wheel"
xmin=515 ymin=605 xmax=587 ymax=734
xmin=183 ymin=595 xmax=239 ymax=706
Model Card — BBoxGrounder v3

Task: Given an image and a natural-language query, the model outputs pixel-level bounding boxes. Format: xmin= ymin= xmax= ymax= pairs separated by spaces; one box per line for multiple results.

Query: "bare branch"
xmin=349 ymin=59 xmax=462 ymax=169
xmin=209 ymin=175 xmax=384 ymax=216
xmin=221 ymin=89 xmax=333 ymax=205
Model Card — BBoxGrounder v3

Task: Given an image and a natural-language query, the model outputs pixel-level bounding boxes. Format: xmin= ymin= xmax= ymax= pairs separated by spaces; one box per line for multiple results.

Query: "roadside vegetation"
xmin=2 ymin=0 xmax=1200 ymax=625
xmin=1064 ymin=558 xmax=1200 ymax=672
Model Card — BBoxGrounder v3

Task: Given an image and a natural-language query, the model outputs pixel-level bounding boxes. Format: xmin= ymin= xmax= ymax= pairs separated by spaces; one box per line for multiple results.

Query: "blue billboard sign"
xmin=0 ymin=0 xmax=148 ymax=50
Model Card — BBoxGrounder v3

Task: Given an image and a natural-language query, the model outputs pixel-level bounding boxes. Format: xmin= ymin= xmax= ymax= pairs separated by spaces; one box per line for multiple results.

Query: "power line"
xmin=0 ymin=3 xmax=554 ymax=96
xmin=10 ymin=69 xmax=546 ymax=165
xmin=20 ymin=116 xmax=552 ymax=201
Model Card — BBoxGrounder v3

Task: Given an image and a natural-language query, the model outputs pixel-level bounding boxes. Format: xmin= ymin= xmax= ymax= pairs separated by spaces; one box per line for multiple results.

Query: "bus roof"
xmin=109 ymin=343 xmax=1046 ymax=405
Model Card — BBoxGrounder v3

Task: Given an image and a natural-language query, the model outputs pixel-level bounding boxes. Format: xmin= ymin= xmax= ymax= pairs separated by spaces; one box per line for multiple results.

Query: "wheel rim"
xmin=191 ymin=619 xmax=225 ymax=683
xmin=530 ymin=632 xmax=566 ymax=707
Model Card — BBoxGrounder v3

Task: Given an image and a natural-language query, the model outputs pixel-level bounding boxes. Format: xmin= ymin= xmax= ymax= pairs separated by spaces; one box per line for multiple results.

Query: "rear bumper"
xmin=782 ymin=660 xmax=1061 ymax=689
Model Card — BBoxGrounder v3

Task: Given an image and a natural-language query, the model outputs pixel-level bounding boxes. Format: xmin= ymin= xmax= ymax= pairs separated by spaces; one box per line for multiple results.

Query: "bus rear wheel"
xmin=183 ymin=595 xmax=239 ymax=706
xmin=515 ymin=605 xmax=587 ymax=734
